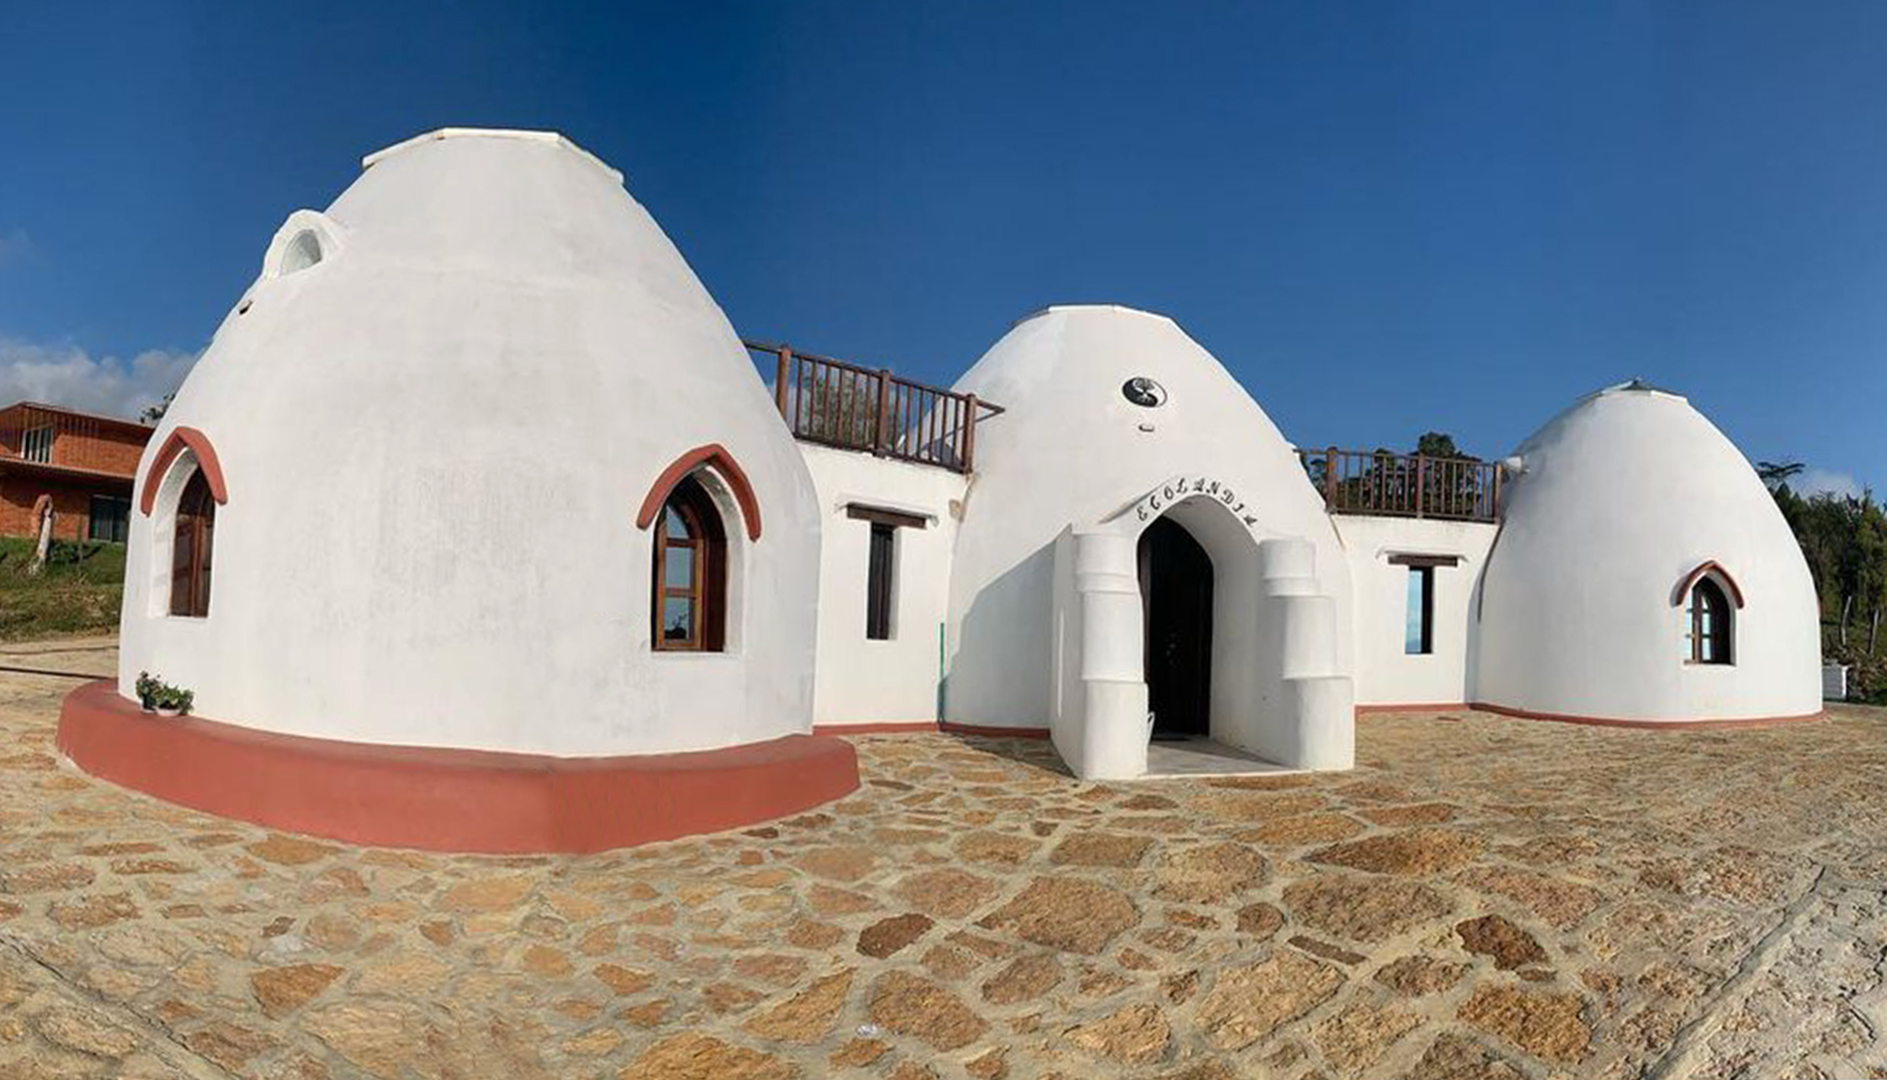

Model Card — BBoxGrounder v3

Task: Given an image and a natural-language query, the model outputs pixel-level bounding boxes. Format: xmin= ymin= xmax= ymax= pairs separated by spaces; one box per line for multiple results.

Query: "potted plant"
xmin=135 ymin=672 xmax=194 ymax=717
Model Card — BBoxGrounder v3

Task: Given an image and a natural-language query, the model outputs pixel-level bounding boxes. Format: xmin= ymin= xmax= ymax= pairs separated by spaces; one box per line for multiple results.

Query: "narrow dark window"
xmin=169 ymin=471 xmax=214 ymax=617
xmin=651 ymin=475 xmax=726 ymax=652
xmin=1688 ymin=578 xmax=1733 ymax=664
xmin=866 ymin=522 xmax=895 ymax=640
xmin=88 ymin=494 xmax=131 ymax=543
xmin=1404 ymin=565 xmax=1434 ymax=655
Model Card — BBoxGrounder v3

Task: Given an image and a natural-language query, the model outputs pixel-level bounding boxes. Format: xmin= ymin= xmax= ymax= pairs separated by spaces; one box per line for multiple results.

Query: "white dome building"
xmin=60 ymin=129 xmax=855 ymax=852
xmin=1474 ymin=381 xmax=1822 ymax=724
xmin=943 ymin=306 xmax=1355 ymax=777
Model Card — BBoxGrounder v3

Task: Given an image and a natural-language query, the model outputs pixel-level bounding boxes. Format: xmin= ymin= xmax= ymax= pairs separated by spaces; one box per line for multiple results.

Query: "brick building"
xmin=0 ymin=402 xmax=153 ymax=543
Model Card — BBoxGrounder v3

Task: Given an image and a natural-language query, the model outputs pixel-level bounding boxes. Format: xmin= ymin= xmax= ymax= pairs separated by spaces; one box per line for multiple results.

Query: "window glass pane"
xmin=665 ymin=505 xmax=689 ymax=539
xmin=1404 ymin=569 xmax=1427 ymax=654
xmin=663 ymin=545 xmax=694 ymax=589
xmin=661 ymin=596 xmax=694 ymax=642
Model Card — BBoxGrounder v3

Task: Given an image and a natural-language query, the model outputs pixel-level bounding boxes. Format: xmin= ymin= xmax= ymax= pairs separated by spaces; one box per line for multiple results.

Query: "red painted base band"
xmin=812 ymin=721 xmax=941 ymax=735
xmin=56 ymin=681 xmax=859 ymax=854
xmin=810 ymin=720 xmax=1053 ymax=739
xmin=1356 ymin=702 xmax=1470 ymax=715
xmin=939 ymin=720 xmax=1051 ymax=739
xmin=1469 ymin=700 xmax=1825 ymax=730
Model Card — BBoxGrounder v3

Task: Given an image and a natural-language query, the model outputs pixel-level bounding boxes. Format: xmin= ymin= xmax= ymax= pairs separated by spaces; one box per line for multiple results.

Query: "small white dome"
xmin=1476 ymin=382 xmax=1820 ymax=721
xmin=118 ymin=129 xmax=822 ymax=756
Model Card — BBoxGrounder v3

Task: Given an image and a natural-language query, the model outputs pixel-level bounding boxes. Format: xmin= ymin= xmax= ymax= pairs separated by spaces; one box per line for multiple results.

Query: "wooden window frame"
xmin=1687 ymin=577 xmax=1733 ymax=665
xmin=866 ymin=522 xmax=896 ymax=641
xmin=846 ymin=503 xmax=929 ymax=531
xmin=651 ymin=475 xmax=727 ymax=652
xmin=169 ymin=470 xmax=215 ymax=618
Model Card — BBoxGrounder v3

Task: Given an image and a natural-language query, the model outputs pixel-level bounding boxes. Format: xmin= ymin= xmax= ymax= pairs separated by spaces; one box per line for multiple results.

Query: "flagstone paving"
xmin=3 ymin=638 xmax=1887 ymax=1078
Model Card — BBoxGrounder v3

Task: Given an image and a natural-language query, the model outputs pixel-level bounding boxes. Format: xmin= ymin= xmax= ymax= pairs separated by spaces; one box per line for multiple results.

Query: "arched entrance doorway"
xmin=1138 ymin=516 xmax=1214 ymax=740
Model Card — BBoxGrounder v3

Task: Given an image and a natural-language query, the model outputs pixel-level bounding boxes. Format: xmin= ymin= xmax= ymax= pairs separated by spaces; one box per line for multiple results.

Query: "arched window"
xmin=1687 ymin=577 xmax=1732 ymax=665
xmin=651 ymin=475 xmax=726 ymax=651
xmin=170 ymin=470 xmax=215 ymax=618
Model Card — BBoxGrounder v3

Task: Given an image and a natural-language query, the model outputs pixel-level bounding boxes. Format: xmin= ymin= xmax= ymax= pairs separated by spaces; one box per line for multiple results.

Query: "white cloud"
xmin=0 ymin=337 xmax=198 ymax=421
xmin=1794 ymin=467 xmax=1865 ymax=500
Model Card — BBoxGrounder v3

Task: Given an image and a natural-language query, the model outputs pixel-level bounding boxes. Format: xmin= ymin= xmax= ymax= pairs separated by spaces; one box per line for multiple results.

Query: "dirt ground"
xmin=2 ymin=638 xmax=1885 ymax=1079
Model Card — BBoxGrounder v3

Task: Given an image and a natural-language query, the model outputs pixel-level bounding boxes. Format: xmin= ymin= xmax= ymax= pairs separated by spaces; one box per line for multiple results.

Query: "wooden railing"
xmin=748 ymin=342 xmax=1004 ymax=474
xmin=1298 ymin=447 xmax=1501 ymax=523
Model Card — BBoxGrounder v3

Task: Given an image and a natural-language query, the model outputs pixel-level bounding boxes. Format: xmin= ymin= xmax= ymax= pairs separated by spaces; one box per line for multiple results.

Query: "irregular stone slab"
xmin=36 ymin=1008 xmax=138 ymax=1059
xmin=965 ymin=1047 xmax=1006 ymax=1078
xmin=1454 ymin=915 xmax=1547 ymax=971
xmin=593 ymin=963 xmax=655 ymax=995
xmin=1049 ymin=832 xmax=1154 ymax=868
xmin=978 ymin=877 xmax=1137 ymax=954
xmin=1289 ymin=935 xmax=1366 ymax=966
xmin=982 ymin=952 xmax=1062 ymax=1004
xmin=1307 ymin=829 xmax=1484 ymax=876
xmin=1153 ymin=843 xmax=1266 ymax=902
xmin=435 ymin=874 xmax=534 ymax=913
xmin=1195 ymin=951 xmax=1343 ymax=1050
xmin=1457 ymin=983 xmax=1592 ymax=1063
xmin=857 ymin=913 xmax=933 ymax=959
xmin=250 ymin=963 xmax=342 ymax=1018
xmin=1375 ymin=955 xmax=1470 ymax=996
xmin=244 ymin=834 xmax=338 ymax=867
xmin=1283 ymin=875 xmax=1453 ymax=943
xmin=49 ymin=893 xmax=139 ymax=931
xmin=956 ymin=831 xmax=1039 ymax=866
xmin=1454 ymin=867 xmax=1605 ymax=929
xmin=794 ymin=845 xmax=880 ymax=883
xmin=1 ymin=862 xmax=94 ymax=893
xmin=1237 ymin=813 xmax=1368 ymax=846
xmin=893 ymin=868 xmax=999 ymax=918
xmin=867 ymin=972 xmax=986 ymax=1051
xmin=1362 ymin=802 xmax=1459 ymax=826
xmin=1408 ymin=1032 xmax=1525 ymax=1080
xmin=1064 ymin=1002 xmax=1171 ymax=1064
xmin=1235 ymin=902 xmax=1284 ymax=938
xmin=619 ymin=1032 xmax=797 ymax=1080
xmin=1313 ymin=1001 xmax=1421 ymax=1071
xmin=743 ymin=970 xmax=852 ymax=1044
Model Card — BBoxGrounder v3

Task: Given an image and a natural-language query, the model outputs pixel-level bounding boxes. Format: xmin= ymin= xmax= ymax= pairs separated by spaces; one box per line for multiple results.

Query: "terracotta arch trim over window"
xmin=1672 ymin=560 xmax=1746 ymax=609
xmin=139 ymin=428 xmax=229 ymax=516
xmin=635 ymin=444 xmax=762 ymax=541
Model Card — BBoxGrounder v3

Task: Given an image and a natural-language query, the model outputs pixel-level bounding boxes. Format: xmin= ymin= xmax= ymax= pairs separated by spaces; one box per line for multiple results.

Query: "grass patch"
xmin=0 ymin=537 xmax=125 ymax=640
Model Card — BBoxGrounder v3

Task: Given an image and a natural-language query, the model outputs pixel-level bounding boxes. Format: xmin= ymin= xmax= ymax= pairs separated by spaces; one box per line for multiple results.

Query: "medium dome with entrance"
xmin=942 ymin=305 xmax=1356 ymax=778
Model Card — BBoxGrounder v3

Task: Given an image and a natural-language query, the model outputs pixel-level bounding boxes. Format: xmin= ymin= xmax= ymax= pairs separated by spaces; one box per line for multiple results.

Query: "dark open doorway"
xmin=1138 ymin=516 xmax=1214 ymax=740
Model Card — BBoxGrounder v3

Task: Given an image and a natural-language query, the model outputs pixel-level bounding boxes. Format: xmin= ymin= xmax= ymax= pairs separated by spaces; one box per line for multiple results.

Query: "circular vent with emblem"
xmin=1122 ymin=377 xmax=1167 ymax=408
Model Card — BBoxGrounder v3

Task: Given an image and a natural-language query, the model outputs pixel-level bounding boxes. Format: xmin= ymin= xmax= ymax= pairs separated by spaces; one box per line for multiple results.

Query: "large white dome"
xmin=1475 ymin=382 xmax=1820 ymax=722
xmin=116 ymin=129 xmax=823 ymax=756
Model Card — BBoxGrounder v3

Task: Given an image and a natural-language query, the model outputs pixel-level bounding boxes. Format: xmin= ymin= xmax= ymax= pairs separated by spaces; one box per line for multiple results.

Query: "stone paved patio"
xmin=3 ymin=639 xmax=1886 ymax=1079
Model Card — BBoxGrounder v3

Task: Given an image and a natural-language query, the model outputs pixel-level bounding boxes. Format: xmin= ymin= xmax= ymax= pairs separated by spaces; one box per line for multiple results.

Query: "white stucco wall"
xmin=118 ymin=129 xmax=823 ymax=757
xmin=1335 ymin=516 xmax=1497 ymax=707
xmin=800 ymin=444 xmax=966 ymax=727
xmin=1475 ymin=384 xmax=1821 ymax=721
xmin=944 ymin=305 xmax=1354 ymax=744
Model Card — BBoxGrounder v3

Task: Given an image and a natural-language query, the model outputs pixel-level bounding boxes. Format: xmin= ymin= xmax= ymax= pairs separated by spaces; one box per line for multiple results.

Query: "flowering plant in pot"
xmin=135 ymin=672 xmax=194 ymax=717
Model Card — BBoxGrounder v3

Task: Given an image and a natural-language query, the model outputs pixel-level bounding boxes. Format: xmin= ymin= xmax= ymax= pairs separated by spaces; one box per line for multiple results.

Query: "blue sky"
xmin=2 ymin=2 xmax=1884 ymax=495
